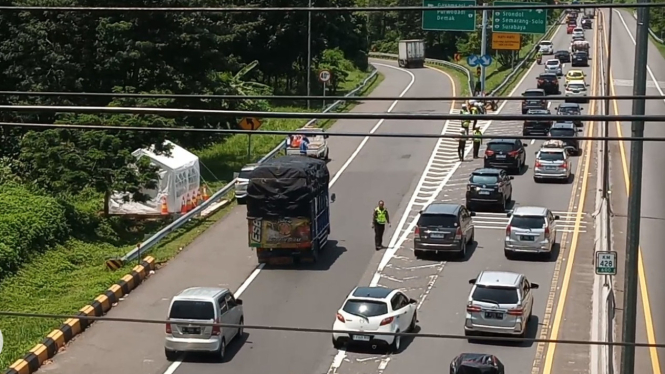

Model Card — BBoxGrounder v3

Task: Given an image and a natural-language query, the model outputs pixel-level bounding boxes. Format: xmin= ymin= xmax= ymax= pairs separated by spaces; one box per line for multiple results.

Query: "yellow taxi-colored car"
xmin=565 ymin=70 xmax=586 ymax=85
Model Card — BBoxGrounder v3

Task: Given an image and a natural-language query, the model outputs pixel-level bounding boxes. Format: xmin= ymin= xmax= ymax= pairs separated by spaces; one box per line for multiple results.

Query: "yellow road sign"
xmin=492 ymin=33 xmax=521 ymax=50
xmin=239 ymin=117 xmax=262 ymax=131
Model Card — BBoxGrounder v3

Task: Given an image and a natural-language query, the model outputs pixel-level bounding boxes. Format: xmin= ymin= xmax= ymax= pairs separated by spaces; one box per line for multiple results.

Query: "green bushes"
xmin=0 ymin=185 xmax=69 ymax=280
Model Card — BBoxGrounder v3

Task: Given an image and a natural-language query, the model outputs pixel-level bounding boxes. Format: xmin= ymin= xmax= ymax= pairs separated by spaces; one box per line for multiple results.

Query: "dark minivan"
xmin=537 ymin=73 xmax=560 ymax=94
xmin=523 ymin=108 xmax=553 ymax=135
xmin=465 ymin=168 xmax=514 ymax=212
xmin=483 ymin=139 xmax=528 ymax=173
xmin=549 ymin=121 xmax=583 ymax=155
xmin=522 ymin=88 xmax=548 ymax=114
xmin=413 ymin=203 xmax=475 ymax=259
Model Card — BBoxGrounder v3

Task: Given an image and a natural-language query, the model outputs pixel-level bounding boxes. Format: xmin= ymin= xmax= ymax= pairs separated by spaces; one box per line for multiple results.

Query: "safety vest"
xmin=473 ymin=130 xmax=483 ymax=143
xmin=374 ymin=207 xmax=387 ymax=224
xmin=291 ymin=135 xmax=302 ymax=147
xmin=470 ymin=106 xmax=479 ymax=115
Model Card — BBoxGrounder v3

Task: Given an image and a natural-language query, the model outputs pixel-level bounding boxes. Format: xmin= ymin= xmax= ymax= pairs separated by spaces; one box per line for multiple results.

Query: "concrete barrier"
xmin=4 ymin=256 xmax=156 ymax=374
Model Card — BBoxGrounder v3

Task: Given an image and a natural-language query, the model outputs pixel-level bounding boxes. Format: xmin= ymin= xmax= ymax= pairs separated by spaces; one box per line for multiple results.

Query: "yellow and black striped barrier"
xmin=105 ymin=258 xmax=124 ymax=271
xmin=5 ymin=256 xmax=156 ymax=374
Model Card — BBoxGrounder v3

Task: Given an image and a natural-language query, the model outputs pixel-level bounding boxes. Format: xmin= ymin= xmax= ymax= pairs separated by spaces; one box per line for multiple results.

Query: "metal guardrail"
xmin=368 ymin=52 xmax=474 ymax=95
xmin=631 ymin=10 xmax=664 ymax=43
xmin=120 ymin=66 xmax=379 ymax=263
xmin=369 ymin=12 xmax=565 ymax=98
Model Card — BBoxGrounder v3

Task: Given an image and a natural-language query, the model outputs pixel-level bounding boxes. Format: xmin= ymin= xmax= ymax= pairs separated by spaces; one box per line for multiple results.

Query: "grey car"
xmin=465 ymin=271 xmax=539 ymax=338
xmin=504 ymin=206 xmax=559 ymax=259
xmin=165 ymin=287 xmax=244 ymax=361
xmin=413 ymin=203 xmax=475 ymax=259
xmin=234 ymin=163 xmax=259 ymax=204
xmin=544 ymin=59 xmax=563 ymax=76
xmin=533 ymin=147 xmax=572 ymax=182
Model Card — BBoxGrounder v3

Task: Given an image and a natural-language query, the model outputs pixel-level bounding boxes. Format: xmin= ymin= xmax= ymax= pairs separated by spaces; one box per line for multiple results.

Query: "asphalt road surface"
xmin=318 ymin=20 xmax=599 ymax=374
xmin=38 ymin=61 xmax=458 ymax=374
xmin=604 ymin=8 xmax=665 ymax=374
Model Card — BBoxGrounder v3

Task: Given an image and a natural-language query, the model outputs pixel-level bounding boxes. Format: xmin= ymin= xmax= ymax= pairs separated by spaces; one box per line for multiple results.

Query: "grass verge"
xmin=0 ymin=68 xmax=382 ymax=370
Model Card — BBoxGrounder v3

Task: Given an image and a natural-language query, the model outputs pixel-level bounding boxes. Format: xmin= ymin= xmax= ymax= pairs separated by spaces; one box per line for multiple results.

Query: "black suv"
xmin=413 ymin=203 xmax=475 ymax=259
xmin=483 ymin=138 xmax=528 ymax=173
xmin=465 ymin=168 xmax=514 ymax=212
xmin=549 ymin=121 xmax=583 ymax=155
xmin=582 ymin=19 xmax=593 ymax=29
xmin=521 ymin=88 xmax=548 ymax=114
xmin=537 ymin=73 xmax=560 ymax=94
xmin=555 ymin=103 xmax=584 ymax=127
xmin=572 ymin=51 xmax=589 ymax=67
xmin=555 ymin=50 xmax=571 ymax=63
xmin=523 ymin=108 xmax=553 ymax=135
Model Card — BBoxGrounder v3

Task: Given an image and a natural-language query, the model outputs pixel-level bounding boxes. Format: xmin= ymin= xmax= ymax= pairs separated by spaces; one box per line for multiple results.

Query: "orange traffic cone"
xmin=196 ymin=189 xmax=203 ymax=204
xmin=160 ymin=196 xmax=169 ymax=215
xmin=180 ymin=196 xmax=188 ymax=214
xmin=185 ymin=192 xmax=193 ymax=211
xmin=202 ymin=185 xmax=210 ymax=201
xmin=190 ymin=191 xmax=197 ymax=209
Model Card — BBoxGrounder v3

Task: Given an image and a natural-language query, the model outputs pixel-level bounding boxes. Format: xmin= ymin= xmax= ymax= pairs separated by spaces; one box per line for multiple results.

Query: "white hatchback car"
xmin=332 ymin=286 xmax=418 ymax=352
xmin=539 ymin=40 xmax=554 ymax=54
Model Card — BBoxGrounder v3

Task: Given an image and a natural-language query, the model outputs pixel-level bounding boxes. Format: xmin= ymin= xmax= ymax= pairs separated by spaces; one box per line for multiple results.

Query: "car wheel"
xmin=332 ymin=337 xmax=344 ymax=349
xmin=458 ymin=240 xmax=467 ymax=258
xmin=324 ymin=149 xmax=330 ymax=160
xmin=216 ymin=338 xmax=227 ymax=362
xmin=468 ymin=228 xmax=475 ymax=244
xmin=414 ymin=249 xmax=425 ymax=258
xmin=409 ymin=313 xmax=417 ymax=331
xmin=236 ymin=317 xmax=244 ymax=339
xmin=390 ymin=331 xmax=402 ymax=353
xmin=165 ymin=348 xmax=178 ymax=362
xmin=504 ymin=249 xmax=514 ymax=259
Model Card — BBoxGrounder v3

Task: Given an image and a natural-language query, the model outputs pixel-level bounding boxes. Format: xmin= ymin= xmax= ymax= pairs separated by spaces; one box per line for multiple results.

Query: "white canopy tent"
xmin=107 ymin=140 xmax=201 ymax=215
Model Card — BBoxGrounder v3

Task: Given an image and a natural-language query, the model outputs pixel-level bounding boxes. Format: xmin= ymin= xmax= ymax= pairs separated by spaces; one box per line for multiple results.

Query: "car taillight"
xmin=212 ymin=319 xmax=221 ymax=335
xmin=485 ymin=150 xmax=495 ymax=156
xmin=560 ymin=162 xmax=567 ymax=169
xmin=506 ymin=225 xmax=512 ymax=235
xmin=545 ymin=226 xmax=550 ymax=236
xmin=166 ymin=323 xmax=172 ymax=334
xmin=467 ymin=305 xmax=482 ymax=312
xmin=414 ymin=226 xmax=420 ymax=235
xmin=535 ymin=160 xmax=542 ymax=168
xmin=336 ymin=313 xmax=345 ymax=323
xmin=455 ymin=227 xmax=463 ymax=239
xmin=508 ymin=150 xmax=520 ymax=157
xmin=554 ymin=79 xmax=558 ymax=84
xmin=537 ymin=79 xmax=543 ymax=84
xmin=508 ymin=308 xmax=524 ymax=316
xmin=380 ymin=316 xmax=394 ymax=326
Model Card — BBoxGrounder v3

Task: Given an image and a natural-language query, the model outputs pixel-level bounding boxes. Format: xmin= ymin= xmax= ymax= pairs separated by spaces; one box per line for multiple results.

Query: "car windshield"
xmin=558 ymin=106 xmax=579 ymax=114
xmin=575 ymin=52 xmax=588 ymax=57
xmin=487 ymin=143 xmax=516 ymax=152
xmin=569 ymin=72 xmax=583 ymax=77
xmin=538 ymin=152 xmax=565 ymax=161
xmin=511 ymin=215 xmax=546 ymax=229
xmin=343 ymin=300 xmax=388 ymax=317
xmin=472 ymin=285 xmax=519 ymax=304
xmin=523 ymin=91 xmax=544 ymax=97
xmin=169 ymin=300 xmax=215 ymax=320
xmin=546 ymin=60 xmax=559 ymax=66
xmin=550 ymin=128 xmax=575 ymax=137
xmin=418 ymin=214 xmax=458 ymax=228
xmin=568 ymin=83 xmax=585 ymax=90
xmin=470 ymin=175 xmax=499 ymax=184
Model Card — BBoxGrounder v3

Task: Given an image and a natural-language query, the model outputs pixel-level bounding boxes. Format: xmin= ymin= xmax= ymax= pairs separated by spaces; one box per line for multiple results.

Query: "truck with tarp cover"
xmin=246 ymin=155 xmax=332 ymax=265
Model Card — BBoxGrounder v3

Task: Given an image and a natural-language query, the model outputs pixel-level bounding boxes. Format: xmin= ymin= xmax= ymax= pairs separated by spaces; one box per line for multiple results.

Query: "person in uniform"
xmin=473 ymin=126 xmax=483 ymax=159
xmin=372 ymin=200 xmax=391 ymax=250
xmin=457 ymin=128 xmax=467 ymax=161
xmin=461 ymin=103 xmax=471 ymax=132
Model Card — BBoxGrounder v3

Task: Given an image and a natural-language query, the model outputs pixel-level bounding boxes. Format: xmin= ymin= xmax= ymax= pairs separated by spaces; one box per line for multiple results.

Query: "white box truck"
xmin=398 ymin=39 xmax=425 ymax=68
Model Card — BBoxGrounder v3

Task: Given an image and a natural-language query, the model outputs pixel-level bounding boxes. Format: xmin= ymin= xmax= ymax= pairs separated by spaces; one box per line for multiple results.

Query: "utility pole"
xmin=620 ymin=1 xmax=649 ymax=374
xmin=306 ymin=0 xmax=313 ymax=110
xmin=480 ymin=7 xmax=489 ymax=93
xmin=602 ymin=3 xmax=613 ymax=200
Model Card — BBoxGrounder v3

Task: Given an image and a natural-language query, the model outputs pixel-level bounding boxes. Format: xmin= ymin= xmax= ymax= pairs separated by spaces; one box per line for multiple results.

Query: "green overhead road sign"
xmin=422 ymin=0 xmax=477 ymax=32
xmin=492 ymin=1 xmax=547 ymax=34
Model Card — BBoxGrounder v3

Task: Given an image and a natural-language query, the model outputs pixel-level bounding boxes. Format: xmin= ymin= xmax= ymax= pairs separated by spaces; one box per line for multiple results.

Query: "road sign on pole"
xmin=492 ymin=32 xmax=522 ymax=50
xmin=467 ymin=54 xmax=480 ymax=67
xmin=422 ymin=0 xmax=477 ymax=32
xmin=318 ymin=70 xmax=331 ymax=84
xmin=492 ymin=1 xmax=548 ymax=34
xmin=595 ymin=250 xmax=617 ymax=275
xmin=479 ymin=54 xmax=492 ymax=67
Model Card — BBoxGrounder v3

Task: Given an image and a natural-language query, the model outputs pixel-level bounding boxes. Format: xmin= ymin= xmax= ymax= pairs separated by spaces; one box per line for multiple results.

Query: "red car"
xmin=567 ymin=25 xmax=575 ymax=34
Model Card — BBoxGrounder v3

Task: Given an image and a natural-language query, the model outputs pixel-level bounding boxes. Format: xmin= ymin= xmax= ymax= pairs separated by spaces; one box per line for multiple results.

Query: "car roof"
xmin=527 ymin=109 xmax=549 ymax=114
xmin=422 ymin=202 xmax=462 ymax=215
xmin=539 ymin=72 xmax=557 ymax=77
xmin=471 ymin=168 xmax=502 ymax=176
xmin=488 ymin=138 xmax=518 ymax=144
xmin=351 ymin=286 xmax=394 ymax=300
xmin=540 ymin=40 xmax=553 ymax=44
xmin=512 ymin=206 xmax=548 ymax=216
xmin=552 ymin=121 xmax=576 ymax=128
xmin=555 ymin=50 xmax=569 ymax=53
xmin=546 ymin=59 xmax=560 ymax=63
xmin=558 ymin=103 xmax=580 ymax=109
xmin=174 ymin=287 xmax=229 ymax=300
xmin=567 ymin=79 xmax=586 ymax=85
xmin=476 ymin=271 xmax=523 ymax=288
xmin=567 ymin=69 xmax=584 ymax=74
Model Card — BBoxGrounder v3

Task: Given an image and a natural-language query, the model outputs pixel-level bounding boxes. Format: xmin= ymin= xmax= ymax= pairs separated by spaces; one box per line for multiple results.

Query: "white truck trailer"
xmin=398 ymin=39 xmax=425 ymax=68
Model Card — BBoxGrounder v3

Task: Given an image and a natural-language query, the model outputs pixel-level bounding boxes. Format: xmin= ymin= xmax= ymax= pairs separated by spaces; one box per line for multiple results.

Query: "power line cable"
xmin=0 ymin=3 xmax=658 ymax=12
xmin=0 ymin=310 xmax=661 ymax=348
xmin=2 ymin=91 xmax=664 ymax=102
xmin=1 ymin=104 xmax=664 ymax=121
xmin=0 ymin=121 xmax=661 ymax=142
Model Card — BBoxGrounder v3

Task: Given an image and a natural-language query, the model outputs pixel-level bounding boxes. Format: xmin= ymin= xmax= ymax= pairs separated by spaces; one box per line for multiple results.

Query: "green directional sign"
xmin=492 ymin=1 xmax=547 ymax=34
xmin=422 ymin=0 xmax=477 ymax=32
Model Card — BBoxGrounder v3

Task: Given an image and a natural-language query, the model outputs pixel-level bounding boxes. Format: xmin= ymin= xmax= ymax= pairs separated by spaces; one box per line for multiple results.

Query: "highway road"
xmin=38 ymin=61 xmax=459 ymax=374
xmin=319 ymin=20 xmax=599 ymax=374
xmin=604 ymin=8 xmax=665 ymax=374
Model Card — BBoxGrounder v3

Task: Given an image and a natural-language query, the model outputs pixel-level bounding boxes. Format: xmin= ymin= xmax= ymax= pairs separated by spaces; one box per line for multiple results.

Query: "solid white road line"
xmin=161 ymin=62 xmax=417 ymax=374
